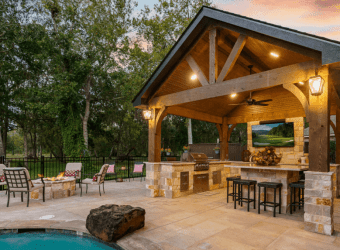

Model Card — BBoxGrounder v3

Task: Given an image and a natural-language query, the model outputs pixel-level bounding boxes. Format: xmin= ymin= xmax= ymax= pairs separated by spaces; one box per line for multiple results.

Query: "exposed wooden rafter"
xmin=219 ymin=30 xmax=270 ymax=73
xmin=186 ymin=55 xmax=209 ymax=86
xmin=217 ymin=34 xmax=247 ymax=83
xmin=150 ymin=60 xmax=316 ymax=107
xmin=166 ymin=106 xmax=222 ymax=124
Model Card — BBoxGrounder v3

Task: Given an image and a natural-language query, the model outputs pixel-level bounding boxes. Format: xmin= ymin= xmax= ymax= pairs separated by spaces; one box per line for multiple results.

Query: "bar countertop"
xmin=224 ymin=161 xmax=308 ymax=171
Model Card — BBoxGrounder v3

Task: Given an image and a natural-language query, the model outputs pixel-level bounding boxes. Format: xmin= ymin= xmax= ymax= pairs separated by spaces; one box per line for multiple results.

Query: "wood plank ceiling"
xmin=152 ymin=26 xmax=338 ymax=119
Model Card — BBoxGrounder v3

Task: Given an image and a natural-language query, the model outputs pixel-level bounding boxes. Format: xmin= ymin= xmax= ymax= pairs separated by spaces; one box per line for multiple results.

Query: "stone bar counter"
xmin=145 ymin=160 xmax=240 ymax=198
xmin=226 ymin=162 xmax=308 ymax=214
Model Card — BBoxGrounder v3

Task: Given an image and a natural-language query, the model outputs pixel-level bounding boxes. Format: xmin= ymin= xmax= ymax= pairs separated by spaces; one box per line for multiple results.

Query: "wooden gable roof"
xmin=133 ymin=6 xmax=340 ymax=108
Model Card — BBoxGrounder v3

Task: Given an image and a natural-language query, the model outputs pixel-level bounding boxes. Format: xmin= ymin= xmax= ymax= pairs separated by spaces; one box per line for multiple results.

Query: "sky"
xmin=135 ymin=0 xmax=340 ymax=41
xmin=252 ymin=123 xmax=283 ymax=131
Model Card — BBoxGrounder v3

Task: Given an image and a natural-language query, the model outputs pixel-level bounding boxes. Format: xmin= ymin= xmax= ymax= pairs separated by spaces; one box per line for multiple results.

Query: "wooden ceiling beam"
xmin=217 ymin=46 xmax=253 ymax=74
xmin=150 ymin=60 xmax=316 ymax=107
xmin=166 ymin=106 xmax=222 ymax=124
xmin=217 ymin=34 xmax=247 ymax=83
xmin=203 ymin=34 xmax=260 ymax=74
xmin=227 ymin=109 xmax=306 ymax=124
xmin=219 ymin=30 xmax=270 ymax=72
xmin=186 ymin=55 xmax=209 ymax=86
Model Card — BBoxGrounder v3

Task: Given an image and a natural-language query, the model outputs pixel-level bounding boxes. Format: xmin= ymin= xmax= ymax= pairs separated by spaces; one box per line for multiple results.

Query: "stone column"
xmin=304 ymin=171 xmax=334 ymax=235
xmin=145 ymin=162 xmax=161 ymax=197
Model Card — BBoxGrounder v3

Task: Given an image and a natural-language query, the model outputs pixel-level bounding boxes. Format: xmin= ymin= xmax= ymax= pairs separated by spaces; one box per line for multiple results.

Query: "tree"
xmin=32 ymin=0 xmax=136 ymax=156
xmin=230 ymin=124 xmax=247 ymax=146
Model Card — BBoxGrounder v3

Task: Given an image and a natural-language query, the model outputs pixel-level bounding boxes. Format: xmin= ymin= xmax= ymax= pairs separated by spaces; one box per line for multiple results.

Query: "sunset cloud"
xmin=214 ymin=0 xmax=340 ymax=41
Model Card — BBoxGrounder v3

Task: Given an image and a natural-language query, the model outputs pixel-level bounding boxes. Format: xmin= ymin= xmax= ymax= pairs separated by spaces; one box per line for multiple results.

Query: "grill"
xmin=190 ymin=153 xmax=209 ymax=171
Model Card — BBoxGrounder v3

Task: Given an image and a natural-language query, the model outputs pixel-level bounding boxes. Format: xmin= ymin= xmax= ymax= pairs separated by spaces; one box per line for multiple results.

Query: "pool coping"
xmin=0 ymin=228 xmax=125 ymax=250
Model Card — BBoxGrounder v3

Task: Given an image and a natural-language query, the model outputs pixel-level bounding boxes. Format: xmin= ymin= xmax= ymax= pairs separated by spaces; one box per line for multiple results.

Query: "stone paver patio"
xmin=1 ymin=180 xmax=340 ymax=249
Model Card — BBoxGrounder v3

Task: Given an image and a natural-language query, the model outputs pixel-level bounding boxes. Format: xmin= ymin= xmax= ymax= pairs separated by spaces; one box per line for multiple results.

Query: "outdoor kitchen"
xmin=145 ymin=153 xmax=239 ymax=198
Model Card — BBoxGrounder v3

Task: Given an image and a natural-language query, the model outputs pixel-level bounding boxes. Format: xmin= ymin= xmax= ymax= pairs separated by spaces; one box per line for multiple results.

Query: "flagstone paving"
xmin=0 ymin=180 xmax=340 ymax=249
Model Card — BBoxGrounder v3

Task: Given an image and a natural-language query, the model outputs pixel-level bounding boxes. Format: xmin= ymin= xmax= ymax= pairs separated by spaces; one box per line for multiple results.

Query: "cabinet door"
xmin=193 ymin=174 xmax=209 ymax=193
xmin=180 ymin=172 xmax=189 ymax=192
xmin=213 ymin=171 xmax=221 ymax=185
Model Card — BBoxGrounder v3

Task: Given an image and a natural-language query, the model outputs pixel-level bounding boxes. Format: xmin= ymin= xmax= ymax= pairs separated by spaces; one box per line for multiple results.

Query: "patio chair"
xmin=3 ymin=167 xmax=45 ymax=207
xmin=105 ymin=160 xmax=117 ymax=181
xmin=129 ymin=162 xmax=145 ymax=182
xmin=80 ymin=164 xmax=109 ymax=197
xmin=64 ymin=163 xmax=82 ymax=190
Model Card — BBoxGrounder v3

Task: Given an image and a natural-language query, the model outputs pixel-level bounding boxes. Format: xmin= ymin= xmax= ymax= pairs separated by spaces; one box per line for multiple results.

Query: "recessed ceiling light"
xmin=191 ymin=74 xmax=197 ymax=80
xmin=231 ymin=93 xmax=237 ymax=98
xmin=299 ymin=81 xmax=304 ymax=85
xmin=270 ymin=52 xmax=279 ymax=58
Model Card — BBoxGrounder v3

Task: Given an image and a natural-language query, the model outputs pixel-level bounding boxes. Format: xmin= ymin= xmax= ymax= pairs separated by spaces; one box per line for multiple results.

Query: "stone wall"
xmin=145 ymin=162 xmax=240 ymax=198
xmin=247 ymin=117 xmax=304 ymax=164
xmin=304 ymin=171 xmax=334 ymax=235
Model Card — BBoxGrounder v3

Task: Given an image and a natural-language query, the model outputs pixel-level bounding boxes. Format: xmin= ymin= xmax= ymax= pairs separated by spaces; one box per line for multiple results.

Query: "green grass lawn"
xmin=253 ymin=135 xmax=294 ymax=147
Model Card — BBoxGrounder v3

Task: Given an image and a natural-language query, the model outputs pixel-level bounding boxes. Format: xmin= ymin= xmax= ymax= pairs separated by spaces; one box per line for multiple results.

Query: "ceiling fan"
xmin=229 ymin=65 xmax=273 ymax=106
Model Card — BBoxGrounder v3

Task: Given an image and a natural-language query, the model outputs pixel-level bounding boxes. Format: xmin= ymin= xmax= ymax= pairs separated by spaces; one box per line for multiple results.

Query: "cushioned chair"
xmin=130 ymin=162 xmax=145 ymax=182
xmin=3 ymin=167 xmax=45 ymax=207
xmin=80 ymin=164 xmax=109 ymax=196
xmin=65 ymin=163 xmax=82 ymax=190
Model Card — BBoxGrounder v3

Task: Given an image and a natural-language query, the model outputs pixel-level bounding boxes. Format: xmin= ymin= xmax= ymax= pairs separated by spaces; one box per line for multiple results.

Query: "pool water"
xmin=0 ymin=232 xmax=121 ymax=250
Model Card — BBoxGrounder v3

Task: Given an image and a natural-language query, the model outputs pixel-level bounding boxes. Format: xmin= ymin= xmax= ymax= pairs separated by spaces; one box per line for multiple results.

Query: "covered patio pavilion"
xmin=133 ymin=6 xmax=340 ymax=236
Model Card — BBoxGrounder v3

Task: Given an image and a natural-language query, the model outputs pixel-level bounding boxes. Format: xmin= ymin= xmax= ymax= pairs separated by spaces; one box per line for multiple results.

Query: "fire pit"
xmin=31 ymin=172 xmax=76 ymax=200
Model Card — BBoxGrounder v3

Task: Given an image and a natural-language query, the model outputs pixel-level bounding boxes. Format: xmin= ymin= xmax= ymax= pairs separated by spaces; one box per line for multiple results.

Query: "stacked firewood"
xmin=251 ymin=146 xmax=282 ymax=166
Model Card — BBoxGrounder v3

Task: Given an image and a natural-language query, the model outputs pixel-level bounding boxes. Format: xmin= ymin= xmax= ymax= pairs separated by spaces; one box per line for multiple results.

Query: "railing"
xmin=0 ymin=155 xmax=181 ymax=181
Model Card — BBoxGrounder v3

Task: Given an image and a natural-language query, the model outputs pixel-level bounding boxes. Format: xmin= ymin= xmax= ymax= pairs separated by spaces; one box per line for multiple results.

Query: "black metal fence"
xmin=0 ymin=155 xmax=181 ymax=181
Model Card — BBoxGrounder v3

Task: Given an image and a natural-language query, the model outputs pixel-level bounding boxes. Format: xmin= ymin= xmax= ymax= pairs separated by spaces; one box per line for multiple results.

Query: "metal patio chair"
xmin=80 ymin=164 xmax=109 ymax=197
xmin=3 ymin=167 xmax=45 ymax=207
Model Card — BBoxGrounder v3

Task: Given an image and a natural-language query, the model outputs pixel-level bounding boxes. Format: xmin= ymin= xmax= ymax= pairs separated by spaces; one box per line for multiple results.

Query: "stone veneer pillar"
xmin=304 ymin=171 xmax=334 ymax=235
xmin=145 ymin=162 xmax=161 ymax=197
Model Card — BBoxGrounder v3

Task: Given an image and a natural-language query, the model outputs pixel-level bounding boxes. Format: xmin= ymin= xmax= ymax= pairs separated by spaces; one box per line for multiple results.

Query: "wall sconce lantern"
xmin=309 ymin=75 xmax=324 ymax=96
xmin=142 ymin=109 xmax=154 ymax=120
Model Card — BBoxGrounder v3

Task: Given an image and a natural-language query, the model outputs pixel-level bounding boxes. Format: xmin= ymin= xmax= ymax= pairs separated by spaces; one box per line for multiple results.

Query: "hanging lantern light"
xmin=309 ymin=75 xmax=324 ymax=96
xmin=142 ymin=109 xmax=154 ymax=120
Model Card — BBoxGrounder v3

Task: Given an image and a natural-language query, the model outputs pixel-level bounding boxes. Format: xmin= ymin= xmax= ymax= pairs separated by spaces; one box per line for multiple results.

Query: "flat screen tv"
xmin=252 ymin=122 xmax=294 ymax=147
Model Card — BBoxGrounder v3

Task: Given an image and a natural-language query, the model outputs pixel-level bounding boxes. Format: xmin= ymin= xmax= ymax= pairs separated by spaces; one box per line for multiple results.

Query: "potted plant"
xmin=183 ymin=146 xmax=189 ymax=153
xmin=165 ymin=148 xmax=171 ymax=156
xmin=213 ymin=147 xmax=220 ymax=154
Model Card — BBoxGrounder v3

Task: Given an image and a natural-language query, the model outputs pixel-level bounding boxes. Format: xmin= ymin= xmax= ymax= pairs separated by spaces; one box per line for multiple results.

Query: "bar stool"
xmin=226 ymin=176 xmax=241 ymax=203
xmin=289 ymin=181 xmax=305 ymax=214
xmin=233 ymin=179 xmax=257 ymax=212
xmin=258 ymin=182 xmax=282 ymax=217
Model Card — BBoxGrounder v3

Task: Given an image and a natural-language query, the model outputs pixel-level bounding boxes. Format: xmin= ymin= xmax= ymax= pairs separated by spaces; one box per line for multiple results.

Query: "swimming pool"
xmin=0 ymin=232 xmax=123 ymax=250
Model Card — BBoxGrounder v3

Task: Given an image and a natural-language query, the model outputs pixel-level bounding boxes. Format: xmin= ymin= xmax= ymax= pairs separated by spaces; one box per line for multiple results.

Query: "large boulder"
xmin=86 ymin=204 xmax=145 ymax=242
